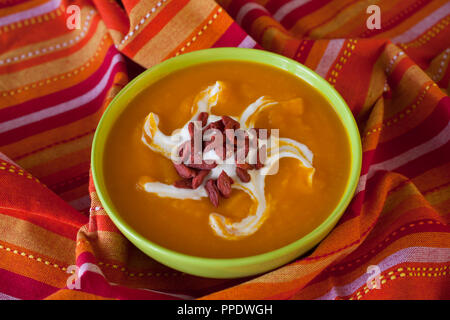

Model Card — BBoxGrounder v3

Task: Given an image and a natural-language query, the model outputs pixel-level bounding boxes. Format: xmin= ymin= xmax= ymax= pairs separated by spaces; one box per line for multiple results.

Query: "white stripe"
xmin=238 ymin=35 xmax=257 ymax=48
xmin=137 ymin=287 xmax=194 ymax=300
xmin=69 ymin=195 xmax=91 ymax=211
xmin=0 ymin=54 xmax=123 ymax=134
xmin=391 ymin=2 xmax=450 ymax=44
xmin=0 ymin=292 xmax=20 ymax=300
xmin=0 ymin=9 xmax=95 ymax=66
xmin=273 ymin=0 xmax=311 ymax=22
xmin=356 ymin=121 xmax=450 ymax=194
xmin=0 ymin=152 xmax=17 ymax=165
xmin=77 ymin=263 xmax=195 ymax=299
xmin=235 ymin=2 xmax=268 ymax=26
xmin=0 ymin=0 xmax=61 ymax=27
xmin=78 ymin=263 xmax=105 ymax=278
xmin=316 ymin=247 xmax=450 ymax=300
xmin=315 ymin=39 xmax=345 ymax=77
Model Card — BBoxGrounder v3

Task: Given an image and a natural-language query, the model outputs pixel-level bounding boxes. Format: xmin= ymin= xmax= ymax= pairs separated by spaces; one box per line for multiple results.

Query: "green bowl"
xmin=91 ymin=48 xmax=362 ymax=279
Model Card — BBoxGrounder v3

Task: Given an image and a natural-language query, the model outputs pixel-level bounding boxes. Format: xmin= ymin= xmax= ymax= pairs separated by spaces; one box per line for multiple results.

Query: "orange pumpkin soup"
xmin=103 ymin=61 xmax=351 ymax=258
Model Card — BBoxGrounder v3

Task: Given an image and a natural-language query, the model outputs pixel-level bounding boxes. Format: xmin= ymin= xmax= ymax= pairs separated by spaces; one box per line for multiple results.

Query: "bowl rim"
xmin=91 ymin=47 xmax=362 ymax=269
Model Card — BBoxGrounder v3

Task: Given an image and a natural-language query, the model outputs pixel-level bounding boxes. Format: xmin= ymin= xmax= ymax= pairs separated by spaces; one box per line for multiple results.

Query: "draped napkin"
xmin=0 ymin=0 xmax=449 ymax=300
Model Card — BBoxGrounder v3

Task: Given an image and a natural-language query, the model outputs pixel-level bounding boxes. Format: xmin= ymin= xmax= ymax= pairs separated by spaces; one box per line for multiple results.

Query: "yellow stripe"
xmin=309 ymin=0 xmax=381 ymax=38
xmin=18 ymin=133 xmax=93 ymax=170
xmin=0 ymin=214 xmax=76 ymax=264
xmin=133 ymin=0 xmax=217 ymax=67
xmin=0 ymin=20 xmax=107 ymax=94
xmin=0 ymin=6 xmax=95 ymax=62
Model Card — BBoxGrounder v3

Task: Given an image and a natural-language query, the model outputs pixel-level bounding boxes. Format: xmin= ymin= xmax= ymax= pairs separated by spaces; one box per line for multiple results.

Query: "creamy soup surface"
xmin=103 ymin=61 xmax=351 ymax=258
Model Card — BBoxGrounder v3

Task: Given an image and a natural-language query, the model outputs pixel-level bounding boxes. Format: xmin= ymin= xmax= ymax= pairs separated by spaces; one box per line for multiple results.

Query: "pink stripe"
xmin=212 ymin=22 xmax=247 ymax=48
xmin=79 ymin=271 xmax=183 ymax=300
xmin=69 ymin=195 xmax=91 ymax=211
xmin=0 ymin=54 xmax=122 ymax=133
xmin=273 ymin=0 xmax=311 ymax=22
xmin=315 ymin=39 xmax=345 ymax=77
xmin=0 ymin=0 xmax=61 ymax=27
xmin=241 ymin=9 xmax=269 ymax=32
xmin=391 ymin=2 xmax=450 ymax=43
xmin=0 ymin=46 xmax=119 ymax=122
xmin=340 ymin=97 xmax=450 ymax=223
xmin=0 ymin=292 xmax=19 ymax=300
xmin=316 ymin=246 xmax=450 ymax=300
xmin=265 ymin=0 xmax=291 ymax=14
xmin=395 ymin=141 xmax=450 ymax=178
xmin=235 ymin=1 xmax=269 ymax=25
xmin=356 ymin=96 xmax=449 ymax=179
xmin=354 ymin=121 xmax=449 ymax=209
xmin=0 ymin=268 xmax=58 ymax=299
xmin=238 ymin=35 xmax=257 ymax=48
xmin=373 ymin=96 xmax=450 ymax=163
xmin=295 ymin=39 xmax=315 ymax=64
xmin=0 ymin=62 xmax=125 ymax=146
xmin=0 ymin=0 xmax=29 ymax=10
xmin=75 ymin=252 xmax=185 ymax=300
xmin=280 ymin=0 xmax=331 ymax=29
xmin=360 ymin=0 xmax=432 ymax=38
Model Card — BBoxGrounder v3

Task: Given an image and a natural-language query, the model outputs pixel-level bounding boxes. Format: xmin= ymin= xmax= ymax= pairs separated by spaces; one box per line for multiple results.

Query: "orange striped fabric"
xmin=0 ymin=0 xmax=449 ymax=299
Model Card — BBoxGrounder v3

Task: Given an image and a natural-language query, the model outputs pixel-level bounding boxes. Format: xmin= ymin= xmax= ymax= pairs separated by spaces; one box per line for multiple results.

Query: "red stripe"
xmin=88 ymin=214 xmax=120 ymax=233
xmin=307 ymin=217 xmax=449 ymax=286
xmin=0 ymin=46 xmax=118 ymax=122
xmin=336 ymin=39 xmax=386 ymax=116
xmin=388 ymin=57 xmax=415 ymax=89
xmin=266 ymin=287 xmax=299 ymax=300
xmin=438 ymin=64 xmax=450 ymax=88
xmin=337 ymin=171 xmax=387 ymax=224
xmin=49 ymin=172 xmax=90 ymax=195
xmin=227 ymin=0 xmax=253 ymax=18
xmin=0 ymin=0 xmax=29 ymax=9
xmin=0 ymin=14 xmax=101 ymax=75
xmin=303 ymin=0 xmax=360 ymax=37
xmin=122 ymin=0 xmax=190 ymax=56
xmin=360 ymin=0 xmax=432 ymax=38
xmin=76 ymin=251 xmax=98 ymax=266
xmin=13 ymin=129 xmax=96 ymax=161
xmin=41 ymin=162 xmax=91 ymax=188
xmin=1 ymin=11 xmax=68 ymax=53
xmin=0 ymin=170 xmax=88 ymax=239
xmin=395 ymin=141 xmax=450 ymax=178
xmin=0 ymin=268 xmax=58 ymax=299
xmin=93 ymin=0 xmax=129 ymax=35
xmin=265 ymin=0 xmax=290 ymax=14
xmin=0 ymin=62 xmax=125 ymax=146
xmin=345 ymin=136 xmax=449 ymax=224
xmin=360 ymin=149 xmax=376 ymax=176
xmin=240 ymin=5 xmax=270 ymax=32
xmin=212 ymin=22 xmax=247 ymax=47
xmin=281 ymin=0 xmax=331 ymax=29
xmin=373 ymin=96 xmax=450 ymax=163
xmin=342 ymin=105 xmax=449 ymax=223
xmin=75 ymin=252 xmax=181 ymax=300
xmin=0 ymin=208 xmax=82 ymax=240
xmin=79 ymin=271 xmax=182 ymax=300
xmin=295 ymin=39 xmax=314 ymax=64
xmin=365 ymin=274 xmax=450 ymax=300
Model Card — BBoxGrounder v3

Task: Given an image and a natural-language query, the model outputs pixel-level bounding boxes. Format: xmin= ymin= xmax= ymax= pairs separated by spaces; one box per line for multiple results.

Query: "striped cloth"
xmin=0 ymin=0 xmax=449 ymax=300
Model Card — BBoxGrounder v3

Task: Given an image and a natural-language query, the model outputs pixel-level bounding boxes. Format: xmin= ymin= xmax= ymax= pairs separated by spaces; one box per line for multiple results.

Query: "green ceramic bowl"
xmin=91 ymin=48 xmax=362 ymax=279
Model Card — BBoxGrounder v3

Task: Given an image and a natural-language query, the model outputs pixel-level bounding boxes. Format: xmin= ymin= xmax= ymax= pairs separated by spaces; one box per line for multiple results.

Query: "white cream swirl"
xmin=139 ymin=81 xmax=315 ymax=240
